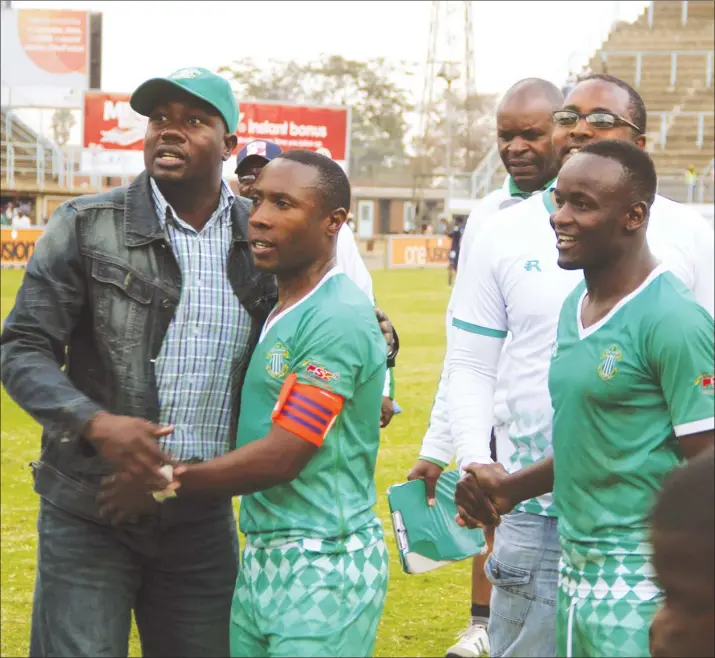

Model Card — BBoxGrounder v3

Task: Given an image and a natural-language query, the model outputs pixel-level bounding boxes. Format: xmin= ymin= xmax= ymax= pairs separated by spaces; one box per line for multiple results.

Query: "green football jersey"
xmin=237 ymin=269 xmax=387 ymax=550
xmin=549 ymin=266 xmax=714 ymax=561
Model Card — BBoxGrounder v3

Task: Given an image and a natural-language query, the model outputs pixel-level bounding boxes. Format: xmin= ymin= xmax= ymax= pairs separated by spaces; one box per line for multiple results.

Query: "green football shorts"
xmin=230 ymin=537 xmax=389 ymax=657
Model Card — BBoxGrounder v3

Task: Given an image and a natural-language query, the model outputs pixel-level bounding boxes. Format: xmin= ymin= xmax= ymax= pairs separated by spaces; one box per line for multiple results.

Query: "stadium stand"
xmin=1 ymin=108 xmax=123 ymax=221
xmin=472 ymin=0 xmax=715 ymax=204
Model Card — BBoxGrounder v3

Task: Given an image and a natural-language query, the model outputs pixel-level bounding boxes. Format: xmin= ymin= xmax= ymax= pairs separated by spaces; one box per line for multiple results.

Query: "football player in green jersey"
xmin=454 ymin=140 xmax=714 ymax=658
xmin=152 ymin=150 xmax=389 ymax=657
xmin=650 ymin=448 xmax=714 ymax=658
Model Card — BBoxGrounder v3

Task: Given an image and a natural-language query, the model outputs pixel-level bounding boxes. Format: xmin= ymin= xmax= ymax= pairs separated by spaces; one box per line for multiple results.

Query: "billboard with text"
xmin=81 ymin=93 xmax=351 ymax=176
xmin=235 ymin=101 xmax=350 ymax=170
xmin=387 ymin=236 xmax=451 ymax=269
xmin=0 ymin=8 xmax=89 ymax=89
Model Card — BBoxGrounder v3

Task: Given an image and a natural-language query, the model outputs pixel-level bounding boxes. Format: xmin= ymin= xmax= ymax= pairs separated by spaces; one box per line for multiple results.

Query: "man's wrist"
xmin=418 ymin=455 xmax=448 ymax=469
xmin=83 ymin=411 xmax=111 ymax=443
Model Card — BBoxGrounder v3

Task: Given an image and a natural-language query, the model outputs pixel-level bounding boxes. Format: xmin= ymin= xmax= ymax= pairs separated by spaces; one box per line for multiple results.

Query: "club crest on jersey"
xmin=302 ymin=361 xmax=339 ymax=383
xmin=695 ymin=373 xmax=714 ymax=395
xmin=597 ymin=344 xmax=622 ymax=381
xmin=266 ymin=342 xmax=290 ymax=379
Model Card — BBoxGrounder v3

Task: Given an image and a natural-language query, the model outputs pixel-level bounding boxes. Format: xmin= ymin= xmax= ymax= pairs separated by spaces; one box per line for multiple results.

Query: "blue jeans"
xmin=486 ymin=510 xmax=560 ymax=657
xmin=29 ymin=496 xmax=239 ymax=658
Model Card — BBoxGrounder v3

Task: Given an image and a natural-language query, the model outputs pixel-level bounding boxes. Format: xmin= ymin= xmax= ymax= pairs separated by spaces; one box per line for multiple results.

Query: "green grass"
xmin=1 ymin=267 xmax=471 ymax=658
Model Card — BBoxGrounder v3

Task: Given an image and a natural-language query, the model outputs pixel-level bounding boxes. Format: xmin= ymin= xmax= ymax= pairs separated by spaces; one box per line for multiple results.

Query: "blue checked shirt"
xmin=151 ymin=178 xmax=251 ymax=461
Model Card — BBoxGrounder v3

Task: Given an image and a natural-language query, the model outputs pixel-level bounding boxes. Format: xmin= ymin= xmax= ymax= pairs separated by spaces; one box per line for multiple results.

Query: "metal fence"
xmin=597 ymin=50 xmax=714 ymax=89
xmin=647 ymin=110 xmax=714 ymax=149
xmin=1 ymin=141 xmax=130 ymax=192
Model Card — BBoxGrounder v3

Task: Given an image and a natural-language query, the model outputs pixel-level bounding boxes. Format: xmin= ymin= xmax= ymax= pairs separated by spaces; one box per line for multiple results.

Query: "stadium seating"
xmin=590 ymin=0 xmax=714 ymax=198
xmin=473 ymin=0 xmax=714 ymax=204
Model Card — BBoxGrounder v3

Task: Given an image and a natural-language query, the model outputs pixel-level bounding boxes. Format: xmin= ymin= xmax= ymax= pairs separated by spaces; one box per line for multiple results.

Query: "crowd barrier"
xmin=1 ymin=227 xmax=44 ymax=268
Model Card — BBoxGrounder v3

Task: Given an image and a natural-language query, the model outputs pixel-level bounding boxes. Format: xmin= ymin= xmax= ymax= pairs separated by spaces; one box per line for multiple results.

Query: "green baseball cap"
xmin=130 ymin=67 xmax=239 ymax=133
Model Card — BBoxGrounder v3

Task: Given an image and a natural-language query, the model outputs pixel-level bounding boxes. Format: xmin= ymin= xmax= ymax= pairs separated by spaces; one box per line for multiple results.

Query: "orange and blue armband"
xmin=271 ymin=374 xmax=344 ymax=447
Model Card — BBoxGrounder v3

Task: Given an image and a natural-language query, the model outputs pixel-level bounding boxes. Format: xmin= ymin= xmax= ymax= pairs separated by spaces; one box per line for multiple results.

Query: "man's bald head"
xmin=498 ymin=78 xmax=564 ymax=113
xmin=495 ymin=78 xmax=563 ymax=193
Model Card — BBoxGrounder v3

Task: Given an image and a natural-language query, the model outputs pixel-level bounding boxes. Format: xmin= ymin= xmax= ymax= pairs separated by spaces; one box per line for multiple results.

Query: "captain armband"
xmin=271 ymin=374 xmax=344 ymax=447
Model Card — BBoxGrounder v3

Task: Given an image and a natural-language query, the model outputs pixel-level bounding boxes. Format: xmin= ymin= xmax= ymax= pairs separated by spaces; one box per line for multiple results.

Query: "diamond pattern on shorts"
xmin=233 ymin=531 xmax=389 ymax=642
xmin=558 ymin=538 xmax=661 ymax=603
xmin=557 ymin=583 xmax=660 ymax=657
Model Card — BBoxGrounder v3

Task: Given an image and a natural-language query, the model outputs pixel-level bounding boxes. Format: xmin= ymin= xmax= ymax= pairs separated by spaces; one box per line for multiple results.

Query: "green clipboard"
xmin=387 ymin=470 xmax=486 ymax=574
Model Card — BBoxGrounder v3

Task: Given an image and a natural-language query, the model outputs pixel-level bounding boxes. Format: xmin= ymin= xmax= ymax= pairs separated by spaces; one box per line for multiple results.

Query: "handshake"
xmin=454 ymin=462 xmax=517 ymax=529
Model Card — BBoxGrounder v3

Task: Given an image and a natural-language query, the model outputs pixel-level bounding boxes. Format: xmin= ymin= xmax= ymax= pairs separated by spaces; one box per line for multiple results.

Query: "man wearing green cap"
xmin=1 ymin=67 xmax=275 ymax=658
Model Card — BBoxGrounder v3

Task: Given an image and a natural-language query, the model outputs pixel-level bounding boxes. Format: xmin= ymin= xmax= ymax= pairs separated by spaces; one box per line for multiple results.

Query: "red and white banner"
xmin=83 ymin=91 xmax=147 ymax=151
xmin=81 ymin=94 xmax=350 ymax=175
xmin=235 ymin=102 xmax=349 ymax=163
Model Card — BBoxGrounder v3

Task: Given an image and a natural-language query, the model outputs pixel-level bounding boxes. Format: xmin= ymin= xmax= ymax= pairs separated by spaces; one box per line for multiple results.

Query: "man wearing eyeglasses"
xmin=447 ymin=74 xmax=714 ymax=658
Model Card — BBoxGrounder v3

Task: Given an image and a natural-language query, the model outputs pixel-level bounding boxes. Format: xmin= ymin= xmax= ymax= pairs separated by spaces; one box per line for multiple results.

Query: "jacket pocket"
xmin=91 ymin=259 xmax=155 ymax=349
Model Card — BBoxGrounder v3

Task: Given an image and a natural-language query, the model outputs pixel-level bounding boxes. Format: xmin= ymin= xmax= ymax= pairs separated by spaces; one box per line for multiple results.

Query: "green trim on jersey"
xmin=418 ymin=455 xmax=449 ymax=469
xmin=542 ymin=189 xmax=556 ymax=214
xmin=508 ymin=175 xmax=558 ymax=199
xmin=452 ymin=318 xmax=508 ymax=338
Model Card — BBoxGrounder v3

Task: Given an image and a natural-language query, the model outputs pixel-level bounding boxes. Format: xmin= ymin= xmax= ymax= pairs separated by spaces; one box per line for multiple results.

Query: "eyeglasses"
xmin=552 ymin=110 xmax=642 ymax=134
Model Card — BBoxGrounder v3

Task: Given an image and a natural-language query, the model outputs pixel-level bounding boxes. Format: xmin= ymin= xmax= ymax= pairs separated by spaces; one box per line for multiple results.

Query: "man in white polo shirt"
xmin=448 ymin=74 xmax=714 ymax=657
xmin=408 ymin=78 xmax=564 ymax=658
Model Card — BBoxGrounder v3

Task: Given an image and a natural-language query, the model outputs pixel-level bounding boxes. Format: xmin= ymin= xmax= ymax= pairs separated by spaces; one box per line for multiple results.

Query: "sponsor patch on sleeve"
xmin=302 ymin=361 xmax=340 ymax=383
xmin=695 ymin=373 xmax=714 ymax=395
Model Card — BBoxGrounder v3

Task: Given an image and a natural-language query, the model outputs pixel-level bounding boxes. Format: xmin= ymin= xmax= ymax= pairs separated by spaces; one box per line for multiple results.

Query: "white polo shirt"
xmin=419 ymin=176 xmax=552 ymax=465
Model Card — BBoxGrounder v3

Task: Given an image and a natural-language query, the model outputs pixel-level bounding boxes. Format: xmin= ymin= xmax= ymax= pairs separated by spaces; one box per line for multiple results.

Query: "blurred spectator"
xmin=437 ymin=216 xmax=449 ymax=235
xmin=448 ymin=215 xmax=466 ymax=286
xmin=685 ymin=164 xmax=698 ymax=203
xmin=1 ymin=209 xmax=8 ymax=226
xmin=12 ymin=208 xmax=32 ymax=228
xmin=422 ymin=223 xmax=434 ymax=235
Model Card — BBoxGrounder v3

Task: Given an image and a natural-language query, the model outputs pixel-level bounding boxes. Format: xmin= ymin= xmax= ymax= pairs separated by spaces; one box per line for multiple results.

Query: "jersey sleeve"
xmin=451 ymin=221 xmax=508 ymax=338
xmin=290 ymin=309 xmax=385 ymax=402
xmin=649 ymin=301 xmax=715 ymax=437
xmin=271 ymin=309 xmax=385 ymax=447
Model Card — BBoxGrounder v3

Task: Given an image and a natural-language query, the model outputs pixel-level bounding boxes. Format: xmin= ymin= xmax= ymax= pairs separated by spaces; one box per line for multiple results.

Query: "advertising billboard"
xmin=235 ymin=101 xmax=350 ymax=171
xmin=83 ymin=91 xmax=147 ymax=151
xmin=1 ymin=227 xmax=45 ymax=269
xmin=80 ymin=93 xmax=351 ymax=176
xmin=386 ymin=235 xmax=451 ymax=269
xmin=0 ymin=8 xmax=89 ymax=89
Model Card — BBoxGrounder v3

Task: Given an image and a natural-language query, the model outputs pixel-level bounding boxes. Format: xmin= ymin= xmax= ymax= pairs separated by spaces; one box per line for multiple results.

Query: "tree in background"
xmin=411 ymin=90 xmax=496 ymax=193
xmin=219 ymin=56 xmax=414 ymax=182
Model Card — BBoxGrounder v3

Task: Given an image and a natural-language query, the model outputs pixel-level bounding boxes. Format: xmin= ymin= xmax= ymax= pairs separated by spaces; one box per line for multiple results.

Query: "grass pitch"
xmin=1 ymin=267 xmax=472 ymax=657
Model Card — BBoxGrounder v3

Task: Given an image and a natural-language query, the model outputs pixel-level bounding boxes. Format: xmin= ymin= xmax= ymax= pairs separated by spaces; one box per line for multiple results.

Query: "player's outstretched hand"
xmin=407 ymin=459 xmax=444 ymax=507
xmin=85 ymin=411 xmax=173 ymax=482
xmin=374 ymin=307 xmax=395 ymax=353
xmin=380 ymin=396 xmax=395 ymax=428
xmin=455 ymin=462 xmax=514 ymax=528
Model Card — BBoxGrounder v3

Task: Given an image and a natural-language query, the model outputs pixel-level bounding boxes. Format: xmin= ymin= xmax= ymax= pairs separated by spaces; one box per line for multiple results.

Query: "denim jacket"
xmin=0 ymin=172 xmax=277 ymax=521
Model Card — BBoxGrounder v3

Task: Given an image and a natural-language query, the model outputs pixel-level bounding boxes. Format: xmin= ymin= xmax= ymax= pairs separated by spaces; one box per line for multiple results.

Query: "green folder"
xmin=387 ymin=470 xmax=486 ymax=574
